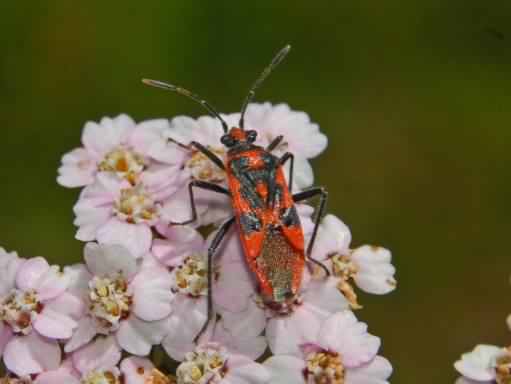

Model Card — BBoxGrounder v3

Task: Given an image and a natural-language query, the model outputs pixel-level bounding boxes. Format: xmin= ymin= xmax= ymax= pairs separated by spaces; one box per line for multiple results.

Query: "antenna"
xmin=239 ymin=44 xmax=292 ymax=129
xmin=142 ymin=78 xmax=229 ymax=133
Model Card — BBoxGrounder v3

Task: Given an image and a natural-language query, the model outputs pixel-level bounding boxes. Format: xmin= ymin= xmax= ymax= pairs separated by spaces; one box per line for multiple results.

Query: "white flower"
xmin=454 ymin=344 xmax=508 ymax=383
xmin=264 ymin=311 xmax=392 ymax=384
xmin=57 ymin=115 xmax=184 ymax=188
xmin=64 ymin=243 xmax=172 ymax=356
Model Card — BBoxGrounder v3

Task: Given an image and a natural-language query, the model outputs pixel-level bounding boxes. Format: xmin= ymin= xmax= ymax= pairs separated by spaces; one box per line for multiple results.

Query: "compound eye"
xmin=246 ymin=130 xmax=257 ymax=143
xmin=221 ymin=134 xmax=235 ymax=147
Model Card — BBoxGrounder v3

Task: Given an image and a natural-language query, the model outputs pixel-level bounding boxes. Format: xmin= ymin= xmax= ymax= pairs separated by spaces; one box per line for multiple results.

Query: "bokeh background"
xmin=2 ymin=1 xmax=511 ymax=382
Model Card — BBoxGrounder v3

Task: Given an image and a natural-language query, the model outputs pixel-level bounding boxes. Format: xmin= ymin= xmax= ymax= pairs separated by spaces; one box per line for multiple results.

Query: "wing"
xmin=227 ymin=152 xmax=305 ymax=302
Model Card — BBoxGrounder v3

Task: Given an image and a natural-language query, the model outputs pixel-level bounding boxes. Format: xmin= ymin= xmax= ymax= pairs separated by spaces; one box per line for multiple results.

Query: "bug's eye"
xmin=221 ymin=134 xmax=235 ymax=147
xmin=246 ymin=130 xmax=257 ymax=143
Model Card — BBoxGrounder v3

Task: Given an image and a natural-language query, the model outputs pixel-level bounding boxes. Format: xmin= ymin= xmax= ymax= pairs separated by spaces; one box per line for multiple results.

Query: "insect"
xmin=143 ymin=45 xmax=329 ymax=337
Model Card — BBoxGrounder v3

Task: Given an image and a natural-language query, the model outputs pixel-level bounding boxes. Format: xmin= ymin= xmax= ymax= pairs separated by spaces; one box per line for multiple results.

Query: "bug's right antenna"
xmin=142 ymin=78 xmax=229 ymax=133
xmin=239 ymin=44 xmax=291 ymax=129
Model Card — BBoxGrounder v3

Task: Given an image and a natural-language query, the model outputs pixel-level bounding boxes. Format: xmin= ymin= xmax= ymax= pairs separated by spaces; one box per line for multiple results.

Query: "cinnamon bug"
xmin=143 ymin=45 xmax=329 ymax=337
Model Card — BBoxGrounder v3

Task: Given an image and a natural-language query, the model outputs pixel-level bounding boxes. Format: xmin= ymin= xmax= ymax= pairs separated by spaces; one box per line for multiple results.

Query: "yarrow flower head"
xmin=311 ymin=214 xmax=397 ymax=309
xmin=264 ymin=311 xmax=392 ymax=383
xmin=64 ymin=243 xmax=172 ymax=356
xmin=175 ymin=342 xmax=269 ymax=384
xmin=2 ymin=95 xmax=396 ymax=381
xmin=0 ymin=250 xmax=78 ymax=377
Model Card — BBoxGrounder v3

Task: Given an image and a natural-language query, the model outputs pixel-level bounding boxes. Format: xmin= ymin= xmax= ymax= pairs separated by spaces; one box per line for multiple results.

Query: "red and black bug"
xmin=143 ymin=45 xmax=329 ymax=336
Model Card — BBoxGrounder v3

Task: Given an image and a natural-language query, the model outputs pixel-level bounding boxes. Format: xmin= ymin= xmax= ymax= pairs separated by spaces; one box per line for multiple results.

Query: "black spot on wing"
xmin=281 ymin=206 xmax=301 ymax=228
xmin=240 ymin=212 xmax=262 ymax=233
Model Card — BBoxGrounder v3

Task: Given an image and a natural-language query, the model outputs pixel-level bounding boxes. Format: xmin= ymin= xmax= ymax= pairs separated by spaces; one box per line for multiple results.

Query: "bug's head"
xmin=220 ymin=127 xmax=257 ymax=148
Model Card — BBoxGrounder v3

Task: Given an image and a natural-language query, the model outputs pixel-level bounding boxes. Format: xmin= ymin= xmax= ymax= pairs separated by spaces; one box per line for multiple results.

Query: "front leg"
xmin=168 ymin=137 xmax=225 ymax=171
xmin=277 ymin=152 xmax=294 ymax=193
xmin=170 ymin=180 xmax=230 ymax=225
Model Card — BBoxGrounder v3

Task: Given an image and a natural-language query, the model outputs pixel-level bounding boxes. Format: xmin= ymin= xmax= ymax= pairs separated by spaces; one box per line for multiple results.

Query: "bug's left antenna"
xmin=239 ymin=44 xmax=291 ymax=129
xmin=142 ymin=79 xmax=229 ymax=133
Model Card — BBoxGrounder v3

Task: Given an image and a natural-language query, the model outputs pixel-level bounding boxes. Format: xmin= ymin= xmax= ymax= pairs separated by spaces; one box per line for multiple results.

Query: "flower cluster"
xmin=453 ymin=278 xmax=511 ymax=383
xmin=1 ymin=104 xmax=396 ymax=383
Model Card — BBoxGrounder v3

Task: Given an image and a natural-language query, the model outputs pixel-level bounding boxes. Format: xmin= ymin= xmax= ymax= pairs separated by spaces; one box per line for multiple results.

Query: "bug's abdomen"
xmin=226 ymin=149 xmax=305 ymax=302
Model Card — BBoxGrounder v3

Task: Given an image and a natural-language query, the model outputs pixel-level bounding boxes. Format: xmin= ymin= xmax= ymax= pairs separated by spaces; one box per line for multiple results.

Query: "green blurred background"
xmin=2 ymin=1 xmax=511 ymax=382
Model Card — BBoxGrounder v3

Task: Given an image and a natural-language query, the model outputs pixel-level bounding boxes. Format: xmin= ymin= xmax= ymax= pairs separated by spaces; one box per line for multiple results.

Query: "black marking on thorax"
xmin=229 ymin=149 xmax=281 ymax=212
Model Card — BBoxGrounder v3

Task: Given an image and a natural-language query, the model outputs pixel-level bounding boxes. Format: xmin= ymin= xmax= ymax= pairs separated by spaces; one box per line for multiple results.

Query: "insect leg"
xmin=195 ymin=216 xmax=235 ymax=342
xmin=266 ymin=135 xmax=284 ymax=152
xmin=190 ymin=141 xmax=225 ymax=170
xmin=170 ymin=180 xmax=230 ymax=225
xmin=292 ymin=187 xmax=330 ymax=276
xmin=168 ymin=138 xmax=225 ymax=171
xmin=277 ymin=152 xmax=294 ymax=193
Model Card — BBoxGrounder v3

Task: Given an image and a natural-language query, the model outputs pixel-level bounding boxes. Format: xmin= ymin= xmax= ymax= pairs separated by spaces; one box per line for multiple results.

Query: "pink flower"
xmin=57 ymin=115 xmax=184 ymax=188
xmin=312 ymin=214 xmax=397 ymax=309
xmin=64 ymin=243 xmax=172 ymax=356
xmin=264 ymin=311 xmax=392 ymax=384
xmin=175 ymin=342 xmax=270 ymax=384
xmin=1 ymin=254 xmax=78 ymax=377
xmin=73 ymin=172 xmax=172 ymax=258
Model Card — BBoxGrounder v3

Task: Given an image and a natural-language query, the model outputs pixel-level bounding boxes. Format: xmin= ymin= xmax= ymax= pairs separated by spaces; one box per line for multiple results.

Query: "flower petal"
xmin=0 ymin=248 xmax=24 ymax=297
xmin=82 ymin=114 xmax=136 ymax=158
xmin=116 ymin=315 xmax=169 ymax=356
xmin=34 ymin=306 xmax=77 ymax=339
xmin=0 ymin=321 xmax=13 ymax=357
xmin=97 ymin=219 xmax=152 ymax=259
xmin=311 ymin=214 xmax=351 ymax=262
xmin=131 ymin=266 xmax=173 ymax=321
xmin=120 ymin=356 xmax=155 ymax=384
xmin=224 ymin=354 xmax=270 ymax=384
xmin=351 ymin=245 xmax=397 ymax=295
xmin=84 ymin=242 xmax=138 ymax=278
xmin=454 ymin=344 xmax=503 ymax=381
xmin=266 ymin=305 xmax=324 ymax=356
xmin=264 ymin=355 xmax=306 ymax=384
xmin=57 ymin=147 xmax=96 ymax=188
xmin=64 ymin=316 xmax=97 ymax=353
xmin=345 ymin=356 xmax=393 ymax=384
xmin=303 ymin=276 xmax=350 ymax=314
xmin=72 ymin=335 xmax=121 ymax=374
xmin=317 ymin=311 xmax=380 ymax=368
xmin=152 ymin=226 xmax=204 ymax=267
xmin=4 ymin=333 xmax=61 ymax=376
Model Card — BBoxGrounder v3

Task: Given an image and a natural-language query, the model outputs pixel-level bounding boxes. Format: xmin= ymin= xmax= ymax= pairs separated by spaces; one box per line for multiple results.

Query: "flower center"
xmin=305 ymin=351 xmax=345 ymax=384
xmin=186 ymin=147 xmax=226 ymax=183
xmin=81 ymin=370 xmax=121 ymax=384
xmin=98 ymin=147 xmax=145 ymax=184
xmin=145 ymin=369 xmax=176 ymax=384
xmin=496 ymin=348 xmax=511 ymax=384
xmin=330 ymin=254 xmax=361 ymax=310
xmin=88 ymin=275 xmax=132 ymax=333
xmin=0 ymin=289 xmax=42 ymax=335
xmin=114 ymin=184 xmax=159 ymax=224
xmin=176 ymin=345 xmax=228 ymax=384
xmin=171 ymin=255 xmax=208 ymax=297
xmin=0 ymin=376 xmax=33 ymax=384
